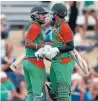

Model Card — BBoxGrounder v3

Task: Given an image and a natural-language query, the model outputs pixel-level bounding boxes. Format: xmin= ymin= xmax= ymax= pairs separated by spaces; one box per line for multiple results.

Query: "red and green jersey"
xmin=25 ymin=21 xmax=45 ymax=58
xmin=52 ymin=19 xmax=73 ymax=61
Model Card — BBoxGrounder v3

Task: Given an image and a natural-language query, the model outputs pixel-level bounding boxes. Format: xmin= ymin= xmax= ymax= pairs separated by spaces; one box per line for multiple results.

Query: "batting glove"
xmin=45 ymin=47 xmax=59 ymax=60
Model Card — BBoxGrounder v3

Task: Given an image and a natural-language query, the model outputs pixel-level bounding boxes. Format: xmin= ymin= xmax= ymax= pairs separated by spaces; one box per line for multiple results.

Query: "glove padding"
xmin=45 ymin=47 xmax=59 ymax=60
xmin=35 ymin=45 xmax=52 ymax=59
xmin=35 ymin=45 xmax=59 ymax=60
xmin=35 ymin=47 xmax=45 ymax=58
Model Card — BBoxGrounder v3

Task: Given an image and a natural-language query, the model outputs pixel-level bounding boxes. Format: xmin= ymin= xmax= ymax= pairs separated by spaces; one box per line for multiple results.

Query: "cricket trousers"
xmin=23 ymin=59 xmax=46 ymax=101
xmin=50 ymin=59 xmax=75 ymax=101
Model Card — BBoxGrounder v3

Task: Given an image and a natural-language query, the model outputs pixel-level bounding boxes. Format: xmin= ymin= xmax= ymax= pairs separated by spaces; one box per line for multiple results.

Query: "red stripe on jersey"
xmin=25 ymin=58 xmax=45 ymax=69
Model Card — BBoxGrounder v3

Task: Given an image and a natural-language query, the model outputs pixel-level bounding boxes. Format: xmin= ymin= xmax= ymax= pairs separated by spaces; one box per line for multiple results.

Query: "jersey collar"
xmin=32 ymin=20 xmax=41 ymax=27
xmin=55 ymin=19 xmax=65 ymax=28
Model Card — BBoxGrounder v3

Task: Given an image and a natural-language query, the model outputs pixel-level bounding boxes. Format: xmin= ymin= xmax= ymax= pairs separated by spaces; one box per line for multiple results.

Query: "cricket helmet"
xmin=30 ymin=6 xmax=48 ymax=24
xmin=51 ymin=3 xmax=67 ymax=18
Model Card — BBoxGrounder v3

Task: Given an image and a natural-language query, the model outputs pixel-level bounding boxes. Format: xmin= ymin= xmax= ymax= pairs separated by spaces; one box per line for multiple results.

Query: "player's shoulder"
xmin=32 ymin=23 xmax=41 ymax=30
xmin=61 ymin=21 xmax=69 ymax=28
xmin=27 ymin=23 xmax=41 ymax=33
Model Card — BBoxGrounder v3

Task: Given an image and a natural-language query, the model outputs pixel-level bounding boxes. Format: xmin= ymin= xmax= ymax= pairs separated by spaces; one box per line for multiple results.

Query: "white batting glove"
xmin=35 ymin=48 xmax=45 ymax=59
xmin=45 ymin=47 xmax=59 ymax=60
xmin=43 ymin=45 xmax=52 ymax=53
xmin=35 ymin=45 xmax=52 ymax=59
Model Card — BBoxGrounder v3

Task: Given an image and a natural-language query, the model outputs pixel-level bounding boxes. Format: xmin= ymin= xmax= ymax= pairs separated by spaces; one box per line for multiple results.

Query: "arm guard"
xmin=58 ymin=40 xmax=74 ymax=53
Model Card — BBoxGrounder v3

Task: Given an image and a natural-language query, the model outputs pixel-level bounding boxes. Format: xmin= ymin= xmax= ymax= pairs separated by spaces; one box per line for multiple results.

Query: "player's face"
xmin=39 ymin=14 xmax=46 ymax=23
xmin=50 ymin=11 xmax=57 ymax=21
xmin=54 ymin=15 xmax=59 ymax=22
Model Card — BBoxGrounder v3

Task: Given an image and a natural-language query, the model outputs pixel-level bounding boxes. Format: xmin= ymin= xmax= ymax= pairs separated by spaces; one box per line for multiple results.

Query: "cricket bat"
xmin=69 ymin=49 xmax=90 ymax=75
xmin=10 ymin=52 xmax=25 ymax=72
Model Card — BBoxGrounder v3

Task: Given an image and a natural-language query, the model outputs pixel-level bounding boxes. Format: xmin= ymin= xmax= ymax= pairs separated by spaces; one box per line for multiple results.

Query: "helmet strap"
xmin=33 ymin=17 xmax=45 ymax=25
xmin=31 ymin=14 xmax=45 ymax=24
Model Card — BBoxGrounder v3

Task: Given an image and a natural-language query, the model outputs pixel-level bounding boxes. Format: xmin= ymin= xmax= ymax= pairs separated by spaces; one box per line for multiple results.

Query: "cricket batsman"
xmin=41 ymin=3 xmax=75 ymax=101
xmin=49 ymin=3 xmax=75 ymax=101
xmin=23 ymin=6 xmax=48 ymax=101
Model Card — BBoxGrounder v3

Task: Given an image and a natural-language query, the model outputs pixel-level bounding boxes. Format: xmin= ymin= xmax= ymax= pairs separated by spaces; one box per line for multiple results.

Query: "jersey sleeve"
xmin=60 ymin=22 xmax=73 ymax=43
xmin=26 ymin=24 xmax=41 ymax=41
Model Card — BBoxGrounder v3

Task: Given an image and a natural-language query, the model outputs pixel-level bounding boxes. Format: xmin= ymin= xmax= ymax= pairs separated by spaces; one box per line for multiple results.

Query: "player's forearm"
xmin=58 ymin=40 xmax=74 ymax=53
xmin=25 ymin=39 xmax=44 ymax=49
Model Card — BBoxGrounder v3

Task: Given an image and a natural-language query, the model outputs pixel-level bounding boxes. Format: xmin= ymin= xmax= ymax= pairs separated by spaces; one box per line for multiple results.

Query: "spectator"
xmin=74 ymin=26 xmax=94 ymax=52
xmin=74 ymin=26 xmax=84 ymax=47
xmin=84 ymin=88 xmax=93 ymax=101
xmin=14 ymin=67 xmax=27 ymax=99
xmin=0 ymin=71 xmax=25 ymax=100
xmin=83 ymin=67 xmax=98 ymax=100
xmin=71 ymin=72 xmax=86 ymax=101
xmin=67 ymin=1 xmax=78 ymax=33
xmin=0 ymin=14 xmax=10 ymax=39
xmin=0 ymin=71 xmax=9 ymax=101
xmin=89 ymin=78 xmax=98 ymax=100
xmin=1 ymin=44 xmax=16 ymax=72
xmin=0 ymin=34 xmax=15 ymax=71
xmin=83 ymin=1 xmax=98 ymax=39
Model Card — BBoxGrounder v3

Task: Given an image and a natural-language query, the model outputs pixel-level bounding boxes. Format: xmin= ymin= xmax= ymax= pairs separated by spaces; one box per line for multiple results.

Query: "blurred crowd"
xmin=0 ymin=1 xmax=98 ymax=101
xmin=0 ymin=11 xmax=27 ymax=101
